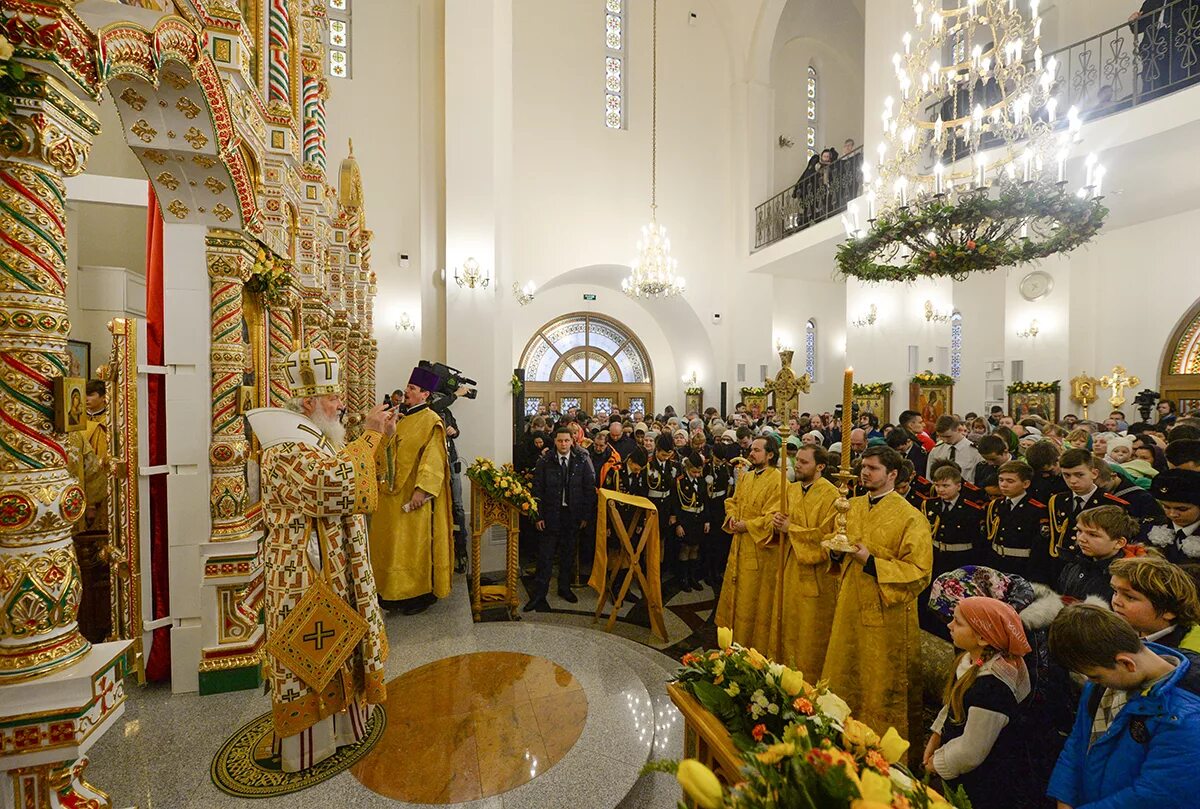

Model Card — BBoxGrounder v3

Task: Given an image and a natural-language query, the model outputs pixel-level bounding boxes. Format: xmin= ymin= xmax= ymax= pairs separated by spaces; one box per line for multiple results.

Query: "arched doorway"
xmin=1161 ymin=299 xmax=1200 ymax=416
xmin=520 ymin=313 xmax=653 ymax=417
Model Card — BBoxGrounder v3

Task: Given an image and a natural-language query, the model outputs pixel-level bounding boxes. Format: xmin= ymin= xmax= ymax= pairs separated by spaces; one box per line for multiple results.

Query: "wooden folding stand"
xmin=588 ymin=489 xmax=668 ymax=643
xmin=469 ymin=481 xmax=521 ymax=622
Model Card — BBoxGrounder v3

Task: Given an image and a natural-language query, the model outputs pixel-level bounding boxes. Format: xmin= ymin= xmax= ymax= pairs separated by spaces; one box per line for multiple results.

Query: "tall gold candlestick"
xmin=840 ymin=367 xmax=853 ymax=469
xmin=823 ymin=366 xmax=858 ymax=553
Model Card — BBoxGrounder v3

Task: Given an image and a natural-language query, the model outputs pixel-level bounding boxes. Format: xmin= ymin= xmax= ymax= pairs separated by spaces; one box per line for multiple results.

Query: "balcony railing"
xmin=754 ymin=149 xmax=863 ymax=251
xmin=753 ymin=0 xmax=1200 ymax=252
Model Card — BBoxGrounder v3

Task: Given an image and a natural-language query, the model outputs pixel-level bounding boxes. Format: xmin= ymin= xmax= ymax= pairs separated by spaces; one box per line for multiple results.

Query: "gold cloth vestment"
xmin=769 ymin=476 xmax=839 ymax=678
xmin=822 ymin=491 xmax=932 ymax=749
xmin=369 ymin=406 xmax=454 ymax=601
xmin=714 ymin=467 xmax=782 ymax=653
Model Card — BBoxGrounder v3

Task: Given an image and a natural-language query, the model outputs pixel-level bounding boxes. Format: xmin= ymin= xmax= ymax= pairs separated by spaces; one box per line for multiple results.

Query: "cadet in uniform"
xmin=921 ymin=463 xmax=986 ymax=638
xmin=705 ymin=432 xmax=738 ymax=595
xmin=670 ymin=451 xmax=710 ymax=591
xmin=985 ymin=460 xmax=1051 ymax=584
xmin=647 ymin=433 xmax=681 ymax=576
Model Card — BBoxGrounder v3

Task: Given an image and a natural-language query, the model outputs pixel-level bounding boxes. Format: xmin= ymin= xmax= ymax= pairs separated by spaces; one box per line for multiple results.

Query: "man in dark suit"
xmin=527 ymin=425 xmax=596 ymax=612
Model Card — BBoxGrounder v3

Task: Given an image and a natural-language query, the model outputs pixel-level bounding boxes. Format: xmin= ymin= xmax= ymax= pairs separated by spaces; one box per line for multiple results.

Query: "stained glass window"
xmin=561 ymin=397 xmax=582 ymax=413
xmin=950 ymin=312 xmax=963 ymax=379
xmin=524 ymin=397 xmax=543 ymax=417
xmin=629 ymin=397 xmax=646 ymax=415
xmin=807 ymin=66 xmax=818 ymax=161
xmin=605 ymin=1 xmax=625 ymax=129
xmin=805 ymin=319 xmax=817 ymax=382
xmin=593 ymin=397 xmax=613 ymax=415
xmin=329 ymin=0 xmax=351 ymax=78
xmin=521 ymin=315 xmax=650 ymax=383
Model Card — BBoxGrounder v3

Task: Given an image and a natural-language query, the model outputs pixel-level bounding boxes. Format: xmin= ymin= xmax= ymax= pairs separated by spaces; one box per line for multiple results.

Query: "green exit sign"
xmin=583 ymin=294 xmax=597 ymax=301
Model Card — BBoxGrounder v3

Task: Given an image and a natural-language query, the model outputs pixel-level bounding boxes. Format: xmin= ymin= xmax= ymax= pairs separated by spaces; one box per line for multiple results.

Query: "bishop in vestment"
xmin=823 ymin=446 xmax=933 ymax=750
xmin=769 ymin=444 xmax=839 ymax=678
xmin=715 ymin=436 xmax=782 ymax=653
xmin=369 ymin=365 xmax=454 ymax=605
xmin=248 ymin=347 xmax=394 ymax=773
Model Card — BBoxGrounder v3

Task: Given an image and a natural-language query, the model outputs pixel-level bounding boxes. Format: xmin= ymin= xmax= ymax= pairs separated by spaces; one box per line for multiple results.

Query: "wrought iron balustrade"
xmin=755 ymin=149 xmax=863 ymax=251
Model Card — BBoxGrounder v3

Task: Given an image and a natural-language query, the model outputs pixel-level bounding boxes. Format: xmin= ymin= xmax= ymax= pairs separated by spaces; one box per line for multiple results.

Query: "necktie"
xmin=1003 ymin=500 xmax=1012 ymax=514
xmin=1074 ymin=496 xmax=1086 ymax=516
xmin=560 ymin=457 xmax=569 ymax=507
xmin=1178 ymin=529 xmax=1189 ymax=545
xmin=949 ymin=445 xmax=957 ymax=462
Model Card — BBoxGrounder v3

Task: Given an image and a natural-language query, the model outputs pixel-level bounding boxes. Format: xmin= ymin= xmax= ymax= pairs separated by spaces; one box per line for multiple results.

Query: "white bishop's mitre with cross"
xmin=245 ymin=347 xmax=343 ymax=457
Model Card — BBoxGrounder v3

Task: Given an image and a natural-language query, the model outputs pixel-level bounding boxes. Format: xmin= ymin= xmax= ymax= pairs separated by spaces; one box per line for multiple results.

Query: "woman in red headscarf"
xmin=924 ymin=596 xmax=1035 ymax=809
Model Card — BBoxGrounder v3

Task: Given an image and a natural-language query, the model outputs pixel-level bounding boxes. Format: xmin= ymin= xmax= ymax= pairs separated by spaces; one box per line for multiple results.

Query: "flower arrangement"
xmin=740 ymin=386 xmax=768 ymax=397
xmin=686 ymin=386 xmax=704 ymax=396
xmin=245 ymin=248 xmax=293 ymax=306
xmin=836 ymin=177 xmax=1108 ymax=282
xmin=510 ymin=373 xmax=523 ymax=396
xmin=466 ymin=457 xmax=538 ymax=519
xmin=912 ymin=371 xmax=954 ymax=387
xmin=1007 ymin=380 xmax=1060 ymax=394
xmin=853 ymin=382 xmax=893 ymax=397
xmin=650 ymin=627 xmax=970 ymax=809
xmin=0 ymin=35 xmax=26 ymax=127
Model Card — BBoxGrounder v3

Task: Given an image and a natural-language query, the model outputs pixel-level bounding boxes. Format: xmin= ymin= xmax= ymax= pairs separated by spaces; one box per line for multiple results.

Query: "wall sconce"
xmin=924 ymin=300 xmax=951 ymax=323
xmin=682 ymin=370 xmax=698 ymax=386
xmin=453 ymin=257 xmax=489 ymax=289
xmin=394 ymin=312 xmax=414 ymax=332
xmin=775 ymin=335 xmax=792 ymax=352
xmin=851 ymin=303 xmax=878 ymax=328
xmin=778 ymin=134 xmax=795 ymax=149
xmin=512 ymin=280 xmax=536 ymax=305
xmin=1016 ymin=319 xmax=1040 ymax=339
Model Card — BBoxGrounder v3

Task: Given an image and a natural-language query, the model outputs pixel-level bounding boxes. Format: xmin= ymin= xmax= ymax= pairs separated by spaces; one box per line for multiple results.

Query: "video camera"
xmin=418 ymin=360 xmax=478 ymax=401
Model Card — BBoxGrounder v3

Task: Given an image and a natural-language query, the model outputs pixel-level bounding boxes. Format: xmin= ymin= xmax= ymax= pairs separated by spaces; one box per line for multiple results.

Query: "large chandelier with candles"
xmin=623 ymin=0 xmax=685 ymax=300
xmin=836 ymin=0 xmax=1109 ymax=282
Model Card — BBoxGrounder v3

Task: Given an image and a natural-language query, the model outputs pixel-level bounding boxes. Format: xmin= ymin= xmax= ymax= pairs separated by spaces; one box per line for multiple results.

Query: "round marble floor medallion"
xmin=351 ymin=651 xmax=588 ymax=803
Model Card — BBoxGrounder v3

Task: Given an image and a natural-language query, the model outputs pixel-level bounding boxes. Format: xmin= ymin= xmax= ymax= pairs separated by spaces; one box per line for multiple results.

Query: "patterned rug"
xmin=211 ymin=707 xmax=386 ymax=798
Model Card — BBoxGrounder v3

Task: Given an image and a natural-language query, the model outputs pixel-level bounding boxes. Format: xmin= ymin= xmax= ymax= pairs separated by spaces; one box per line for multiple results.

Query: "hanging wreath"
xmin=837 ymin=178 xmax=1107 ymax=282
xmin=853 ymin=382 xmax=893 ymax=396
xmin=912 ymin=372 xmax=954 ymax=387
xmin=1008 ymin=380 xmax=1060 ymax=394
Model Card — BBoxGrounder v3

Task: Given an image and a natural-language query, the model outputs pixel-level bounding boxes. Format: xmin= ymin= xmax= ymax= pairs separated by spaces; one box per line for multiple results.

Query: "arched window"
xmin=520 ymin=313 xmax=653 ymax=415
xmin=605 ymin=0 xmax=625 ymax=129
xmin=805 ymin=319 xmax=817 ymax=382
xmin=950 ymin=311 xmax=963 ymax=379
xmin=806 ymin=65 xmax=818 ymax=161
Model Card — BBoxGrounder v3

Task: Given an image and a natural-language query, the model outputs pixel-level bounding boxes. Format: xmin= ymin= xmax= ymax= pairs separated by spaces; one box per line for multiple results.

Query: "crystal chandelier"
xmin=837 ymin=0 xmax=1109 ymax=282
xmin=623 ymin=0 xmax=685 ymax=300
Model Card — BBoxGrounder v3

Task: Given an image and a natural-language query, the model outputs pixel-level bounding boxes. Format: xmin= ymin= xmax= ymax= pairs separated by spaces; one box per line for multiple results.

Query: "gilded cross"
xmin=1100 ymin=365 xmax=1140 ymax=408
xmin=303 ymin=620 xmax=336 ymax=651
xmin=764 ymin=349 xmax=811 ymax=428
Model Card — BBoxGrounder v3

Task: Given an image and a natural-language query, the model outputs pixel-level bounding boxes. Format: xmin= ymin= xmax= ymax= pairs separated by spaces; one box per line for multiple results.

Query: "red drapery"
xmin=144 ymin=186 xmax=171 ymax=682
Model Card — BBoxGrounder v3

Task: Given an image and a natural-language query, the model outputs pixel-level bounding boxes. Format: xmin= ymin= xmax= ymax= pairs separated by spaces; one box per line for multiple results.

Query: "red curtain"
xmin=144 ymin=186 xmax=171 ymax=682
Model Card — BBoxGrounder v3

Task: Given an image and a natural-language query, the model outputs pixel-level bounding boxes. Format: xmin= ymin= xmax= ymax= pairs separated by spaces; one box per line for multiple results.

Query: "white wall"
xmin=771 ymin=277 xmax=847 ymax=411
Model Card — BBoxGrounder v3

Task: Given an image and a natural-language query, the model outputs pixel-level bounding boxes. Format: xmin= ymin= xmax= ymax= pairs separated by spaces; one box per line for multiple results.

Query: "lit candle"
xmin=973 ymin=104 xmax=984 ymax=133
xmin=972 ymin=44 xmax=982 ymax=70
xmin=976 ymin=154 xmax=988 ymax=188
xmin=1085 ymin=152 xmax=1098 ymax=188
xmin=903 ymin=32 xmax=912 ymax=54
xmin=895 ymin=176 xmax=909 ymax=208
xmin=934 ymin=115 xmax=944 ymax=143
xmin=1057 ymin=148 xmax=1068 ymax=182
xmin=1094 ymin=165 xmax=1106 ymax=196
xmin=841 ymin=368 xmax=853 ymax=470
xmin=932 ymin=12 xmax=942 ymax=34
xmin=1035 ymin=46 xmax=1043 ymax=71
xmin=1022 ymin=150 xmax=1032 ymax=182
xmin=934 ymin=161 xmax=945 ymax=194
xmin=915 ymin=2 xmax=924 ymax=26
xmin=866 ymin=189 xmax=876 ymax=220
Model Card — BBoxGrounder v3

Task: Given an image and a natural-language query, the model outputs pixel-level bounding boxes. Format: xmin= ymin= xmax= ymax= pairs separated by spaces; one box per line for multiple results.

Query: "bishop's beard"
xmin=310 ymin=410 xmax=346 ymax=450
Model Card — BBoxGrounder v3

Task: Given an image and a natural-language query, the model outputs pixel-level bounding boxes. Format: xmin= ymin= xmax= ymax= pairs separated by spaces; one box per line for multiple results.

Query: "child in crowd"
xmin=1057 ymin=506 xmax=1142 ymax=603
xmin=1109 ymin=556 xmax=1200 ymax=653
xmin=925 ymin=597 xmax=1033 ymax=809
xmin=1047 ymin=604 xmax=1200 ymax=808
xmin=669 ymin=450 xmax=709 ymax=591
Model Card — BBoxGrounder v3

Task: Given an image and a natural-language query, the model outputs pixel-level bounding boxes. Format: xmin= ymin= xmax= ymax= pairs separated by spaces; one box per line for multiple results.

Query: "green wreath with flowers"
xmin=685 ymin=386 xmax=703 ymax=395
xmin=245 ymin=248 xmax=294 ymax=306
xmin=852 ymin=382 xmax=893 ymax=397
xmin=1008 ymin=380 xmax=1060 ymax=394
xmin=912 ymin=372 xmax=954 ymax=387
xmin=0 ymin=35 xmax=26 ymax=126
xmin=836 ymin=178 xmax=1107 ymax=283
xmin=740 ymin=386 xmax=768 ymax=397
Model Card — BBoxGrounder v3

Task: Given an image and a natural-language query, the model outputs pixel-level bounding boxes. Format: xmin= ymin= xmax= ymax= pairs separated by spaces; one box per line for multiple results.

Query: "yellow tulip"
xmin=716 ymin=626 xmax=733 ymax=649
xmin=755 ymin=741 xmax=795 ymax=765
xmin=780 ymin=667 xmax=806 ymax=697
xmin=857 ymin=769 xmax=893 ymax=805
xmin=746 ymin=647 xmax=767 ymax=670
xmin=842 ymin=717 xmax=880 ymax=752
xmin=676 ymin=759 xmax=723 ymax=809
xmin=879 ymin=726 xmax=910 ymax=764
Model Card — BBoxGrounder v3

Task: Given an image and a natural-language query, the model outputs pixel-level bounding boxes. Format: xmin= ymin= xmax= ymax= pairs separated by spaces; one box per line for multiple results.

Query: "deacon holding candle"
xmin=821 ymin=371 xmax=933 ymax=758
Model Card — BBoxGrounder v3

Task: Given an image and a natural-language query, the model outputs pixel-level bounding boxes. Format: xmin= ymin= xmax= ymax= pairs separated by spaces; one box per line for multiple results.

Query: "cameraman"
xmin=429 ymin=383 xmax=473 ymax=574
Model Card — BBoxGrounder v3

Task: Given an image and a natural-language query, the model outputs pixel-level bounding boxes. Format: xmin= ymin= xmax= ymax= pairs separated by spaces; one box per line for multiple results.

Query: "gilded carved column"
xmin=0 ymin=74 xmax=98 ymax=684
xmin=267 ymin=0 xmax=292 ymax=109
xmin=205 ymin=230 xmax=254 ymax=542
xmin=299 ymin=293 xmax=329 ymax=350
xmin=267 ymin=288 xmax=299 ymax=406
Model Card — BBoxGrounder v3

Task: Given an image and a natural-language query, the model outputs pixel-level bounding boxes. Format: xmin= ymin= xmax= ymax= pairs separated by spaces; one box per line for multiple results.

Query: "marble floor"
xmin=85 ymin=575 xmax=684 ymax=809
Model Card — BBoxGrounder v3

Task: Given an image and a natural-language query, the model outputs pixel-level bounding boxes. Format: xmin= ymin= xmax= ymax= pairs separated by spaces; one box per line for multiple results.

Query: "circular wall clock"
xmin=1019 ymin=270 xmax=1054 ymax=301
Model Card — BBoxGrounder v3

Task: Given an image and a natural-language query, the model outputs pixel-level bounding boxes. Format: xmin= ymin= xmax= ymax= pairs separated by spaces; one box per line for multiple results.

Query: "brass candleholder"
xmin=822 ymin=468 xmax=859 ymax=553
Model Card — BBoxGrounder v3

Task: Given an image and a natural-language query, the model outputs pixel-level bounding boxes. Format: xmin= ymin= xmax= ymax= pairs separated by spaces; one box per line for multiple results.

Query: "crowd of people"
xmin=517 ymin=395 xmax=1200 ymax=807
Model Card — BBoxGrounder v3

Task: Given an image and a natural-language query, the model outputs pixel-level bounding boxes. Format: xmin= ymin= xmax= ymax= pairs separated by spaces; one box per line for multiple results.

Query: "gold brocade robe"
xmin=715 ymin=467 xmax=782 ymax=653
xmin=369 ymin=406 xmax=454 ymax=601
xmin=260 ymin=430 xmax=389 ymax=739
xmin=823 ymin=492 xmax=932 ymax=748
xmin=769 ymin=476 xmax=839 ymax=678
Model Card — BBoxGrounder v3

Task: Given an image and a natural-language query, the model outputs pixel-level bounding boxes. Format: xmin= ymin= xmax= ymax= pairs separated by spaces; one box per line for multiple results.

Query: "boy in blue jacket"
xmin=1047 ymin=603 xmax=1200 ymax=809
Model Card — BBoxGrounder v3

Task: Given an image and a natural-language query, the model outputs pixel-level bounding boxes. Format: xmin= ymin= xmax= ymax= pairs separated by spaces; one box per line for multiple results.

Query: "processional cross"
xmin=764 ymin=349 xmax=811 ymax=518
xmin=1100 ymin=365 xmax=1140 ymax=408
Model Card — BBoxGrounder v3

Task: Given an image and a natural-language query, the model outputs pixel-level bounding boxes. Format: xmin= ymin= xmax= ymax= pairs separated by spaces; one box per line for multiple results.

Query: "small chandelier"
xmin=924 ymin=300 xmax=951 ymax=323
xmin=394 ymin=312 xmax=415 ymax=332
xmin=839 ymin=0 xmax=1108 ymax=283
xmin=623 ymin=0 xmax=684 ymax=300
xmin=453 ymin=257 xmax=488 ymax=289
xmin=512 ymin=280 xmax=536 ymax=305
